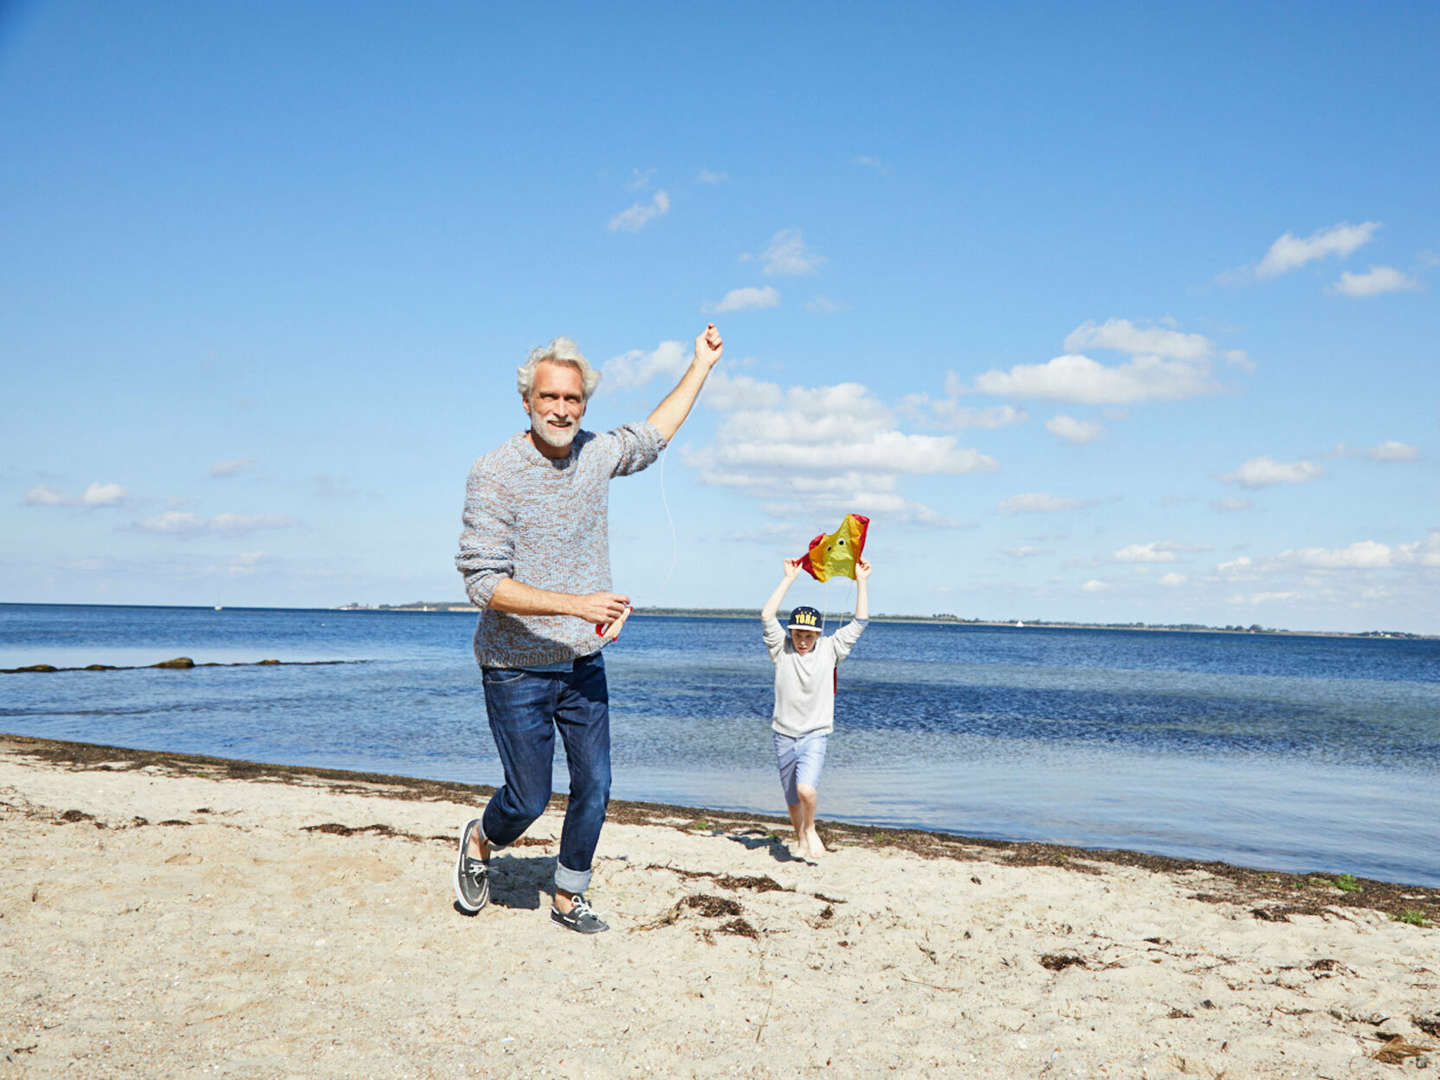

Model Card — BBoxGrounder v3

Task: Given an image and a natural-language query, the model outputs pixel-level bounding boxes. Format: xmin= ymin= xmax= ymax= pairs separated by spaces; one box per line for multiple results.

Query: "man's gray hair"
xmin=516 ymin=337 xmax=601 ymax=400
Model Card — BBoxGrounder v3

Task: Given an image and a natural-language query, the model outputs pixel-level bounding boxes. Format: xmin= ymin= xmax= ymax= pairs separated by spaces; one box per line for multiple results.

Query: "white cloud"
xmin=1280 ymin=540 xmax=1395 ymax=569
xmin=973 ymin=353 xmax=1218 ymax=404
xmin=602 ymin=340 xmax=689 ymax=390
xmin=82 ymin=482 xmax=128 ymax=506
xmin=764 ymin=489 xmax=963 ymax=526
xmin=853 ymin=155 xmax=890 ymax=175
xmin=1210 ymin=533 xmax=1440 ymax=609
xmin=1081 ymin=579 xmax=1109 ymax=592
xmin=1339 ymin=439 xmax=1422 ymax=463
xmin=1114 ymin=542 xmax=1178 ymax=563
xmin=1255 ymin=221 xmax=1379 ymax=278
xmin=1329 ymin=265 xmax=1422 ymax=297
xmin=1410 ymin=531 xmax=1440 ymax=567
xmin=706 ymin=285 xmax=780 ymax=314
xmin=1220 ymin=456 xmax=1323 ymax=488
xmin=135 ymin=512 xmax=297 ymax=536
xmin=210 ymin=458 xmax=255 ymax=478
xmin=730 ymin=473 xmax=960 ymax=526
xmin=696 ymin=168 xmax=729 ymax=184
xmin=23 ymin=481 xmax=128 ymax=507
xmin=1366 ymin=440 xmax=1420 ymax=462
xmin=607 ymin=190 xmax=670 ymax=233
xmin=1212 ymin=496 xmax=1255 ymax=512
xmin=696 ymin=428 xmax=994 ymax=475
xmin=701 ymin=373 xmax=786 ymax=411
xmin=1158 ymin=573 xmax=1187 ymax=586
xmin=756 ymin=228 xmax=825 ymax=276
xmin=682 ymin=378 xmax=993 ymax=524
xmin=900 ymin=388 xmax=1027 ymax=431
xmin=1063 ymin=318 xmax=1214 ymax=361
xmin=806 ymin=296 xmax=843 ymax=315
xmin=135 ymin=512 xmax=209 ymax=533
xmin=999 ymin=492 xmax=1082 ymax=514
xmin=207 ymin=513 xmax=295 ymax=536
xmin=1046 ymin=415 xmax=1103 ymax=444
xmin=1277 ymin=534 xmax=1440 ymax=571
xmin=1005 ymin=546 xmax=1045 ymax=558
xmin=23 ymin=483 xmax=69 ymax=506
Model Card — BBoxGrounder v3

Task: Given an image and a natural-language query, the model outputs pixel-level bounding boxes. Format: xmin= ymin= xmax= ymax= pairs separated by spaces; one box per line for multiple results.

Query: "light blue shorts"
xmin=772 ymin=730 xmax=829 ymax=806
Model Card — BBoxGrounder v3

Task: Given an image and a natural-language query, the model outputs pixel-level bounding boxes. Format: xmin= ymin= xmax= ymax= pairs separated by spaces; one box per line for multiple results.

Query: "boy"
xmin=759 ymin=556 xmax=871 ymax=858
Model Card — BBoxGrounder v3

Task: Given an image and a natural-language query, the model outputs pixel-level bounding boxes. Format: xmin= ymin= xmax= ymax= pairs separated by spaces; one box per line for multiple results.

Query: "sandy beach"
xmin=2 ymin=735 xmax=1437 ymax=1079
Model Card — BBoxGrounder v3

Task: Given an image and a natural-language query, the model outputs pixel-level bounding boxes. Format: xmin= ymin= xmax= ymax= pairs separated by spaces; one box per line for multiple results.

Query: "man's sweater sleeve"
xmin=454 ymin=460 xmax=513 ymax=609
xmin=604 ymin=421 xmax=667 ymax=477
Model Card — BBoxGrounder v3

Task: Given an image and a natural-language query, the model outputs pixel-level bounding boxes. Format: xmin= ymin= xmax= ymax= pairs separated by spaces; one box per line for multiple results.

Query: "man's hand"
xmin=572 ymin=591 xmax=632 ymax=625
xmin=855 ymin=558 xmax=872 ymax=581
xmin=783 ymin=557 xmax=802 ymax=581
xmin=695 ymin=324 xmax=723 ymax=370
xmin=597 ymin=603 xmax=632 ymax=644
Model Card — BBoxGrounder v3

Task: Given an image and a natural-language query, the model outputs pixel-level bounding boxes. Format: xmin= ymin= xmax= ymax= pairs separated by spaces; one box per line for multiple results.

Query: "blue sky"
xmin=3 ymin=2 xmax=1437 ymax=633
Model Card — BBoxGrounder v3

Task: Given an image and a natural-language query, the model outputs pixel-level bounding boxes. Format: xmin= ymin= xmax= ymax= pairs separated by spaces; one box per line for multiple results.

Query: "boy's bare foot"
xmin=807 ymin=828 xmax=826 ymax=855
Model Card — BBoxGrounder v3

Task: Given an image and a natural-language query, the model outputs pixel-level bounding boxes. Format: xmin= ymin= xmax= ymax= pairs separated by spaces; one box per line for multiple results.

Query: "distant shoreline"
xmin=335 ymin=603 xmax=1434 ymax=640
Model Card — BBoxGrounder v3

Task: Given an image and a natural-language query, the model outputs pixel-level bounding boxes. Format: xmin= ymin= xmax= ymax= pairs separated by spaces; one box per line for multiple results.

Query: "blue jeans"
xmin=480 ymin=653 xmax=611 ymax=895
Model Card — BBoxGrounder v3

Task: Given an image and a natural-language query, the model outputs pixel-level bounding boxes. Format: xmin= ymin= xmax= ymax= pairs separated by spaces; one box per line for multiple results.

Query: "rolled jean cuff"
xmin=481 ymin=827 xmax=506 ymax=853
xmin=554 ymin=858 xmax=592 ymax=895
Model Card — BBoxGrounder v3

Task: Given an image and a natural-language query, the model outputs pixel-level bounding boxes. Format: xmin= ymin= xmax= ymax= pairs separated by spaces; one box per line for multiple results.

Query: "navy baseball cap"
xmin=787 ymin=606 xmax=821 ymax=631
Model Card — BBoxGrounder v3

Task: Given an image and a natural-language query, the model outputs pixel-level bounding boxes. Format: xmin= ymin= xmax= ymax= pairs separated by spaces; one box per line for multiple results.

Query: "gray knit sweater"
xmin=456 ymin=422 xmax=665 ymax=668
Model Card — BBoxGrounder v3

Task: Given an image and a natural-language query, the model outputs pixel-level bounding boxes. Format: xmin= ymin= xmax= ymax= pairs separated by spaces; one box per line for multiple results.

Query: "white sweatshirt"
xmin=762 ymin=616 xmax=868 ymax=737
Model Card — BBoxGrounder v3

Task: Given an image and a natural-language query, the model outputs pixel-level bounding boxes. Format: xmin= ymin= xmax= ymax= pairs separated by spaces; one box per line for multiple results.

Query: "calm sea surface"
xmin=3 ymin=603 xmax=1437 ymax=886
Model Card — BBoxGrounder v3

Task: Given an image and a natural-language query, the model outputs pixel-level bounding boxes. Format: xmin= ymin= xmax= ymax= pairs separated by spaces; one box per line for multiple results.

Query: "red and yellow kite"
xmin=799 ymin=513 xmax=870 ymax=582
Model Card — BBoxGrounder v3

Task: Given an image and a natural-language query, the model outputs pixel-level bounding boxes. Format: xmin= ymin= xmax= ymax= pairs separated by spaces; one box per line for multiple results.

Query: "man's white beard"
xmin=531 ymin=413 xmax=577 ymax=451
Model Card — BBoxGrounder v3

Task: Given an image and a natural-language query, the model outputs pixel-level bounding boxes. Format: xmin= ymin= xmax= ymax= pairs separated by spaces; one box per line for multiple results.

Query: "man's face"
xmin=789 ymin=628 xmax=820 ymax=654
xmin=523 ymin=361 xmax=586 ymax=456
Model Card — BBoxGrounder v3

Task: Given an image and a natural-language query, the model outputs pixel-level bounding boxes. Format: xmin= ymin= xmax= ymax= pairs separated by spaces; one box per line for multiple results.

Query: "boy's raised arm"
xmin=853 ymin=558 xmax=871 ymax=621
xmin=761 ymin=558 xmax=802 ymax=621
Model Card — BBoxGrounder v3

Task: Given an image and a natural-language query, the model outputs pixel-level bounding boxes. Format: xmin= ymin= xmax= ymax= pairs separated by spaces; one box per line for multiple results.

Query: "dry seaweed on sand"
xmin=636 ymin=892 xmax=745 ymax=932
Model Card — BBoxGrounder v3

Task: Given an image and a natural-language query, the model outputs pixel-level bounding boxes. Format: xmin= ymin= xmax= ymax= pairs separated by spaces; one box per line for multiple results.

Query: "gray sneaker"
xmin=551 ymin=893 xmax=609 ymax=934
xmin=453 ymin=818 xmax=489 ymax=913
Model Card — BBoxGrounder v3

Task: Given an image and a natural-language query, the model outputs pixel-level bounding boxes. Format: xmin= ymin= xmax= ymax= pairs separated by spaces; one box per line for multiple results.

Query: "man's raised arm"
xmin=647 ymin=324 xmax=723 ymax=443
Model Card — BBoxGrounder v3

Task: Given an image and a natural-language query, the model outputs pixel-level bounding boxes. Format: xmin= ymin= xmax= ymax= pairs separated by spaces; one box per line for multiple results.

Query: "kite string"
xmin=654 ymin=447 xmax=678 ymax=603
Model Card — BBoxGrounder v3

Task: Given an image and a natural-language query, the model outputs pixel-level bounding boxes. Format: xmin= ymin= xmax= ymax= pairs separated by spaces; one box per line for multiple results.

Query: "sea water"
xmin=2 ymin=603 xmax=1437 ymax=886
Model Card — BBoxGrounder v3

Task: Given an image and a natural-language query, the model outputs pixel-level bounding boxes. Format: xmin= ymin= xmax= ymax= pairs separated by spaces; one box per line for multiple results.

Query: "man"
xmin=453 ymin=324 xmax=723 ymax=933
